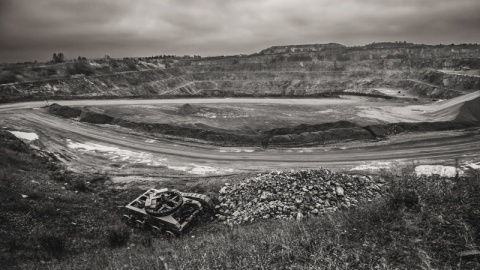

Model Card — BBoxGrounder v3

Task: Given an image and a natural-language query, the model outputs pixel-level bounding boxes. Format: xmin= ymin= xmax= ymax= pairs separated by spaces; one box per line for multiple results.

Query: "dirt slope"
xmin=424 ymin=91 xmax=480 ymax=121
xmin=360 ymin=91 xmax=480 ymax=122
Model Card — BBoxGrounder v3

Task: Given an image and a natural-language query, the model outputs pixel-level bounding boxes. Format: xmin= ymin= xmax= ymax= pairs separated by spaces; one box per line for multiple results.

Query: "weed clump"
xmin=107 ymin=226 xmax=131 ymax=248
xmin=71 ymin=178 xmax=89 ymax=192
xmin=37 ymin=234 xmax=67 ymax=258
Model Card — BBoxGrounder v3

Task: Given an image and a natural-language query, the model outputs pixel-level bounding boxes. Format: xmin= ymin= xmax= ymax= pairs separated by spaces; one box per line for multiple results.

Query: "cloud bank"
xmin=1 ymin=0 xmax=479 ymax=62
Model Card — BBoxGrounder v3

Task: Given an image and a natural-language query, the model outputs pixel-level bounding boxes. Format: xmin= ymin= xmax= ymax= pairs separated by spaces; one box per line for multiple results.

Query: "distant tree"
xmin=52 ymin=53 xmax=66 ymax=63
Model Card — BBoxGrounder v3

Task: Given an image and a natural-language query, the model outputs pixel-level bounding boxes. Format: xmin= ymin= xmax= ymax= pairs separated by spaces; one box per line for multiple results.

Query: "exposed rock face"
xmin=2 ymin=43 xmax=480 ymax=103
xmin=215 ymin=169 xmax=384 ymax=225
xmin=176 ymin=43 xmax=480 ymax=98
xmin=0 ymin=68 xmax=192 ymax=103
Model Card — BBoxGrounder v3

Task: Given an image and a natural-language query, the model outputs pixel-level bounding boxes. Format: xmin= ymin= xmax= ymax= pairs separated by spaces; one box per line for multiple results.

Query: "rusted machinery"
xmin=122 ymin=188 xmax=213 ymax=236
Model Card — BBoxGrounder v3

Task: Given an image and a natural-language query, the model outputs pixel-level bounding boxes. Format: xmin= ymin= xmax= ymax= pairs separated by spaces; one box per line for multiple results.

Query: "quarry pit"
xmin=2 ymin=92 xmax=479 ymax=186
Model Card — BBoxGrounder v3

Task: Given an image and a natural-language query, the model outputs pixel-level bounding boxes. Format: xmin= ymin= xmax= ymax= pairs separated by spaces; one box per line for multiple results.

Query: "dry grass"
xmin=1 ymin=130 xmax=479 ymax=269
xmin=51 ymin=169 xmax=479 ymax=270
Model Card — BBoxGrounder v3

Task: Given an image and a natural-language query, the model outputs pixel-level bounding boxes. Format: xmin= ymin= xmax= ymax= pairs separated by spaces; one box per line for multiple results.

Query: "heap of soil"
xmin=48 ymin=104 xmax=480 ymax=147
xmin=48 ymin=103 xmax=81 ymax=118
xmin=455 ymin=92 xmax=480 ymax=121
xmin=178 ymin=103 xmax=200 ymax=115
xmin=79 ymin=110 xmax=114 ymax=124
xmin=425 ymin=90 xmax=480 ymax=121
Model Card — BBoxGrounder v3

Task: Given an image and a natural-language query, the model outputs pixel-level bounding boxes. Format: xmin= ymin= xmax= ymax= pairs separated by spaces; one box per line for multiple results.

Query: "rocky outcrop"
xmin=0 ymin=68 xmax=191 ymax=103
xmin=397 ymin=79 xmax=464 ymax=99
xmin=422 ymin=70 xmax=480 ymax=92
xmin=176 ymin=43 xmax=480 ymax=98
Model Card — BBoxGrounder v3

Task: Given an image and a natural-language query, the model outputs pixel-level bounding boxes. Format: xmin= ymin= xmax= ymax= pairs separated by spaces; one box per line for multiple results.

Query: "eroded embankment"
xmin=48 ymin=103 xmax=480 ymax=148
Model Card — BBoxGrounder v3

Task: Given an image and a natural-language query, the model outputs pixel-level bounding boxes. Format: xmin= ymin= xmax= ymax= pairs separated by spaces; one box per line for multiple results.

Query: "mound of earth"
xmin=268 ymin=127 xmax=374 ymax=147
xmin=79 ymin=110 xmax=115 ymax=124
xmin=265 ymin=120 xmax=359 ymax=137
xmin=48 ymin=104 xmax=480 ymax=147
xmin=178 ymin=103 xmax=200 ymax=115
xmin=216 ymin=169 xmax=384 ymax=225
xmin=48 ymin=103 xmax=81 ymax=118
xmin=424 ymin=90 xmax=480 ymax=121
xmin=365 ymin=121 xmax=480 ymax=137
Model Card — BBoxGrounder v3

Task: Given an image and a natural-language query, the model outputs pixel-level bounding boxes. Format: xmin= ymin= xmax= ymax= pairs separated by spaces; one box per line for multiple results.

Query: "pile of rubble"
xmin=215 ymin=169 xmax=385 ymax=225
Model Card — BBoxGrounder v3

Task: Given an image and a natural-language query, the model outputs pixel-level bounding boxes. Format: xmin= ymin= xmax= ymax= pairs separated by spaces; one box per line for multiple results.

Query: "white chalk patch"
xmin=190 ymin=165 xmax=219 ymax=174
xmin=315 ymin=109 xmax=336 ymax=114
xmin=129 ymin=105 xmax=158 ymax=109
xmin=415 ymin=165 xmax=458 ymax=178
xmin=350 ymin=162 xmax=392 ymax=171
xmin=8 ymin=131 xmax=39 ymax=141
xmin=466 ymin=163 xmax=480 ymax=170
xmin=218 ymin=148 xmax=254 ymax=153
xmin=167 ymin=165 xmax=189 ymax=172
xmin=167 ymin=164 xmax=234 ymax=175
xmin=66 ymin=139 xmax=166 ymax=166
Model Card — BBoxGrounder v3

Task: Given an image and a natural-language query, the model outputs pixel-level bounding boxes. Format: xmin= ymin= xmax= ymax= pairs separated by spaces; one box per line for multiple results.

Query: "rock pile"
xmin=215 ymin=169 xmax=384 ymax=225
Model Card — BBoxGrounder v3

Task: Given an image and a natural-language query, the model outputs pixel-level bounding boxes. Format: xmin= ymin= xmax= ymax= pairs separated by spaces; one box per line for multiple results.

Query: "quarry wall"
xmin=2 ymin=43 xmax=480 ymax=102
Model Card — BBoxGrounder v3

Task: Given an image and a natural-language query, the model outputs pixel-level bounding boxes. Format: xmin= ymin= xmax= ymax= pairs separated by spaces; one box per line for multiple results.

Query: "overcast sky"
xmin=1 ymin=0 xmax=480 ymax=62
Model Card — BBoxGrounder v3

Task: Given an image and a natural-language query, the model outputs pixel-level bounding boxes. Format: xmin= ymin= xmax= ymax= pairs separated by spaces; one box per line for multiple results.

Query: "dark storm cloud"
xmin=1 ymin=0 xmax=479 ymax=62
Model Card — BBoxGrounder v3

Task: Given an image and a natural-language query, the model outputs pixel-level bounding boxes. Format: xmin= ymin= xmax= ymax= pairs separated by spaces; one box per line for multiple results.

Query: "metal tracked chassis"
xmin=122 ymin=188 xmax=214 ymax=236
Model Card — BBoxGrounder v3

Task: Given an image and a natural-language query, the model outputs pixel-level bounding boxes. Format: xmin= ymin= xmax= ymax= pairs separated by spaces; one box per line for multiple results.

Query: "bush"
xmin=0 ymin=71 xmax=17 ymax=84
xmin=67 ymin=61 xmax=94 ymax=76
xmin=107 ymin=226 xmax=131 ymax=248
xmin=37 ymin=234 xmax=67 ymax=257
xmin=388 ymin=188 xmax=420 ymax=211
xmin=71 ymin=178 xmax=89 ymax=192
xmin=125 ymin=59 xmax=137 ymax=70
xmin=40 ymin=66 xmax=57 ymax=77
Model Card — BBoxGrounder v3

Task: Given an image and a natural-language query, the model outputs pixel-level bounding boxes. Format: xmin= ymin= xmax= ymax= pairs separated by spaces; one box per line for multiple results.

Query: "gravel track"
xmin=1 ymin=98 xmax=480 ymax=174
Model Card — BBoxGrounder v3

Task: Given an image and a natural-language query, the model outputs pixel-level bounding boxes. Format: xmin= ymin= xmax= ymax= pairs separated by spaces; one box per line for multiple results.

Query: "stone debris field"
xmin=216 ymin=169 xmax=385 ymax=225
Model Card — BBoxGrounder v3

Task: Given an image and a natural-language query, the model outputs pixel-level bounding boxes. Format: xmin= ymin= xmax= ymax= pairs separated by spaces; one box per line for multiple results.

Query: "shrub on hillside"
xmin=42 ymin=66 xmax=57 ymax=77
xmin=67 ymin=60 xmax=94 ymax=76
xmin=288 ymin=54 xmax=312 ymax=61
xmin=0 ymin=71 xmax=17 ymax=84
xmin=125 ymin=59 xmax=137 ymax=70
xmin=71 ymin=178 xmax=89 ymax=192
xmin=37 ymin=234 xmax=67 ymax=258
xmin=107 ymin=226 xmax=131 ymax=248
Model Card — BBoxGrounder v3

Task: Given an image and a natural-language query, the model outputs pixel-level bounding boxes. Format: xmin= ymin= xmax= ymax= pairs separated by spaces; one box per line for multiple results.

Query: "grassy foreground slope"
xmin=1 ymin=130 xmax=479 ymax=269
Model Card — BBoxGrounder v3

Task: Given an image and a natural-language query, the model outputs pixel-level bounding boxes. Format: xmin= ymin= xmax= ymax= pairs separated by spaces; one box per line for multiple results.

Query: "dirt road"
xmin=1 ymin=98 xmax=479 ymax=176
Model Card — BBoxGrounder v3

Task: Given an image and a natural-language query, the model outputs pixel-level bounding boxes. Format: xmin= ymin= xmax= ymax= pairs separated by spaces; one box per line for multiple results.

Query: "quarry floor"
xmin=1 ymin=96 xmax=479 ymax=188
